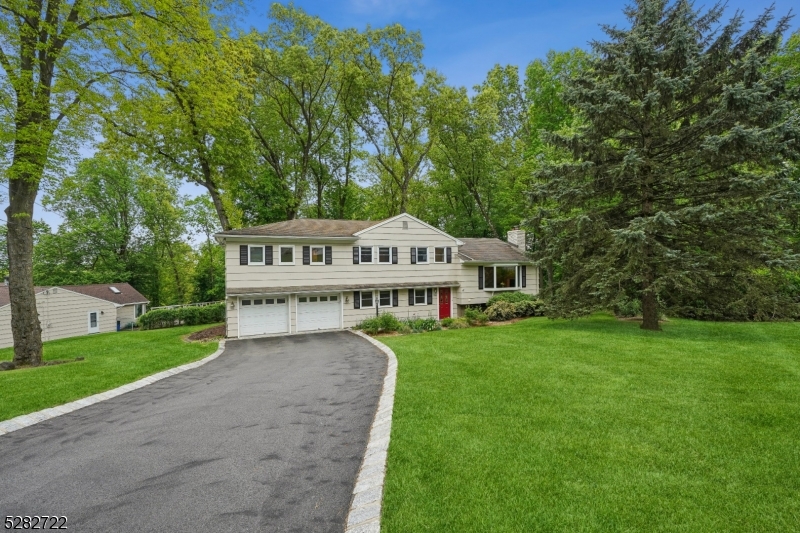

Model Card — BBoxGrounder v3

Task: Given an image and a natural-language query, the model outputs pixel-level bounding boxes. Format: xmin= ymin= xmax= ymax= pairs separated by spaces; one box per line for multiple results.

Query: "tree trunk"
xmin=202 ymin=178 xmax=231 ymax=231
xmin=5 ymin=172 xmax=43 ymax=366
xmin=640 ymin=287 xmax=660 ymax=331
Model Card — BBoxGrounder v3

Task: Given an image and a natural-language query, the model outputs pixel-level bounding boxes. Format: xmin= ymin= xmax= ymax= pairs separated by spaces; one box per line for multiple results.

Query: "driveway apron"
xmin=0 ymin=331 xmax=387 ymax=533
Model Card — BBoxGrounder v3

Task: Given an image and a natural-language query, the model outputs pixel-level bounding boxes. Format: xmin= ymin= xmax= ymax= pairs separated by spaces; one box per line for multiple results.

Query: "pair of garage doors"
xmin=239 ymin=294 xmax=340 ymax=337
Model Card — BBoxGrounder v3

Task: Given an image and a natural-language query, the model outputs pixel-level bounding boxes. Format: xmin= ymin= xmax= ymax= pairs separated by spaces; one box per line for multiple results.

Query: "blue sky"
xmin=13 ymin=0 xmax=799 ymax=230
xmin=242 ymin=0 xmax=798 ymax=90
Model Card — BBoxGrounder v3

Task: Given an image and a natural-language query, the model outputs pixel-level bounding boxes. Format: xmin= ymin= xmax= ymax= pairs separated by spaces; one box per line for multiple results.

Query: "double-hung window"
xmin=379 ymin=290 xmax=392 ymax=307
xmin=434 ymin=247 xmax=446 ymax=263
xmin=378 ymin=247 xmax=391 ymax=264
xmin=414 ymin=288 xmax=427 ymax=305
xmin=361 ymin=291 xmax=374 ymax=308
xmin=279 ymin=246 xmax=294 ymax=265
xmin=360 ymin=246 xmax=373 ymax=264
xmin=249 ymin=245 xmax=264 ymax=265
xmin=311 ymin=246 xmax=325 ymax=265
xmin=415 ymin=247 xmax=428 ymax=264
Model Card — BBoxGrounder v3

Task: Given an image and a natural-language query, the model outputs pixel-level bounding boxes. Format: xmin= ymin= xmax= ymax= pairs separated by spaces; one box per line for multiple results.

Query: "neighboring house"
xmin=0 ymin=283 xmax=149 ymax=349
xmin=215 ymin=213 xmax=538 ymax=338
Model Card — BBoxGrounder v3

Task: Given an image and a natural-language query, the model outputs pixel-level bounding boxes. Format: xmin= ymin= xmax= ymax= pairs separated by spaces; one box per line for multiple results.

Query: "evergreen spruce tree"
xmin=533 ymin=0 xmax=800 ymax=330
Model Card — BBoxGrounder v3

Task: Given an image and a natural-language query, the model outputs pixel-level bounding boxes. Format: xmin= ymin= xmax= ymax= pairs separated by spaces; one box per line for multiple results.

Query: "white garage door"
xmin=239 ymin=297 xmax=288 ymax=337
xmin=297 ymin=294 xmax=341 ymax=332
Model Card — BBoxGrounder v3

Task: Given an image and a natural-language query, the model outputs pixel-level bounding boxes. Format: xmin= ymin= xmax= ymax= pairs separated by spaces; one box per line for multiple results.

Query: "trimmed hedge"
xmin=486 ymin=298 xmax=545 ymax=321
xmin=487 ymin=292 xmax=536 ymax=306
xmin=138 ymin=303 xmax=225 ymax=330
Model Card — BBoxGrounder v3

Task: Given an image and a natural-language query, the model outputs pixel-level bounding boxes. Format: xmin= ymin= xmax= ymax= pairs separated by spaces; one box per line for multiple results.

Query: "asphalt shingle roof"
xmin=457 ymin=238 xmax=530 ymax=263
xmin=217 ymin=219 xmax=383 ymax=238
xmin=0 ymin=283 xmax=149 ymax=308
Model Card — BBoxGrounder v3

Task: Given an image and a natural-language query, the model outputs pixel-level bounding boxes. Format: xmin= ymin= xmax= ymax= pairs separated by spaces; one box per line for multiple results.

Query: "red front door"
xmin=438 ymin=287 xmax=451 ymax=319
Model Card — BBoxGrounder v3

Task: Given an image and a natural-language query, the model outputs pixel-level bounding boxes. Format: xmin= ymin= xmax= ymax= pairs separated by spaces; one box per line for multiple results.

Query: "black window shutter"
xmin=239 ymin=245 xmax=248 ymax=265
xmin=325 ymin=246 xmax=332 ymax=265
xmin=411 ymin=247 xmax=417 ymax=264
xmin=353 ymin=246 xmax=360 ymax=264
xmin=427 ymin=288 xmax=433 ymax=305
xmin=302 ymin=246 xmax=310 ymax=265
xmin=392 ymin=247 xmax=398 ymax=264
xmin=392 ymin=289 xmax=399 ymax=307
xmin=353 ymin=291 xmax=361 ymax=309
xmin=446 ymin=247 xmax=452 ymax=263
xmin=265 ymin=245 xmax=273 ymax=266
xmin=522 ymin=265 xmax=527 ymax=288
xmin=408 ymin=289 xmax=415 ymax=306
xmin=478 ymin=266 xmax=484 ymax=290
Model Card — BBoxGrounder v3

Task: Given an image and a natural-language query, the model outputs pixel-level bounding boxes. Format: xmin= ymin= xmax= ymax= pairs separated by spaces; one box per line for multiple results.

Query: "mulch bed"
xmin=187 ymin=324 xmax=225 ymax=342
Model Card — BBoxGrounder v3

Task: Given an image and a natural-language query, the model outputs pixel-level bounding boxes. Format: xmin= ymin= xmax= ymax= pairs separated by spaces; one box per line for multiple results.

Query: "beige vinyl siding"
xmin=0 ymin=288 xmax=117 ymax=348
xmin=455 ymin=262 xmax=541 ymax=306
xmin=116 ymin=304 xmax=138 ymax=329
xmin=226 ymin=297 xmax=238 ymax=338
xmin=225 ymin=216 xmax=460 ymax=291
xmin=342 ymin=289 xmax=439 ymax=329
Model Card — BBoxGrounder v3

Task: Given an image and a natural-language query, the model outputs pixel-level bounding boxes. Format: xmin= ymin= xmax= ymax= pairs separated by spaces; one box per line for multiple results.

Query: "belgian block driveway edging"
xmin=345 ymin=330 xmax=398 ymax=533
xmin=0 ymin=340 xmax=226 ymax=437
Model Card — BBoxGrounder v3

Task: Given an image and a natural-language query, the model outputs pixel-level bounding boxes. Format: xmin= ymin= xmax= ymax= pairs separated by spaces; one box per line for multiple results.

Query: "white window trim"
xmin=249 ymin=245 xmax=265 ymax=266
xmin=433 ymin=247 xmax=447 ymax=263
xmin=279 ymin=245 xmax=295 ymax=265
xmin=377 ymin=246 xmax=392 ymax=264
xmin=88 ymin=310 xmax=100 ymax=333
xmin=359 ymin=245 xmax=375 ymax=264
xmin=360 ymin=290 xmax=375 ymax=308
xmin=415 ymin=246 xmax=430 ymax=264
xmin=310 ymin=245 xmax=325 ymax=265
xmin=378 ymin=289 xmax=393 ymax=308
xmin=484 ymin=264 xmax=519 ymax=291
xmin=414 ymin=288 xmax=428 ymax=306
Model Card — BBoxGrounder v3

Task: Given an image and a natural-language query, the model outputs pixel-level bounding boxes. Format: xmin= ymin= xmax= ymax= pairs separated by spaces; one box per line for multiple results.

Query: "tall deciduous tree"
xmin=352 ymin=25 xmax=444 ymax=215
xmin=0 ymin=0 xmax=214 ymax=365
xmin=533 ymin=0 xmax=799 ymax=330
xmin=106 ymin=13 xmax=250 ymax=231
xmin=247 ymin=4 xmax=363 ymax=220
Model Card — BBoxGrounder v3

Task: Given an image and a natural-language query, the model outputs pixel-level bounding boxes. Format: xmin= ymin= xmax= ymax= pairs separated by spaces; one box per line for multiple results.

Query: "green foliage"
xmin=464 ymin=307 xmax=488 ymax=326
xmin=403 ymin=317 xmax=441 ymax=333
xmin=440 ymin=317 xmax=454 ymax=328
xmin=138 ymin=303 xmax=225 ymax=330
xmin=486 ymin=301 xmax=517 ymax=322
xmin=447 ymin=318 xmax=470 ymax=329
xmin=487 ymin=292 xmax=535 ymax=306
xmin=357 ymin=313 xmax=405 ymax=335
xmin=533 ymin=1 xmax=800 ymax=328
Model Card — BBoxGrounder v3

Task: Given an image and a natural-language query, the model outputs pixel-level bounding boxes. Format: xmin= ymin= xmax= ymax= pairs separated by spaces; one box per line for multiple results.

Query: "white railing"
xmin=149 ymin=300 xmax=223 ymax=311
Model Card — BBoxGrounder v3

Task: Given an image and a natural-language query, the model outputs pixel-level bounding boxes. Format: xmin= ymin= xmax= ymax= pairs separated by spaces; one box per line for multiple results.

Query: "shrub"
xmin=440 ymin=317 xmax=455 ymax=328
xmin=514 ymin=299 xmax=544 ymax=318
xmin=403 ymin=317 xmax=441 ymax=332
xmin=487 ymin=292 xmax=534 ymax=306
xmin=357 ymin=312 xmax=404 ymax=335
xmin=486 ymin=301 xmax=517 ymax=321
xmin=138 ymin=303 xmax=225 ymax=330
xmin=464 ymin=307 xmax=488 ymax=326
xmin=448 ymin=317 xmax=470 ymax=329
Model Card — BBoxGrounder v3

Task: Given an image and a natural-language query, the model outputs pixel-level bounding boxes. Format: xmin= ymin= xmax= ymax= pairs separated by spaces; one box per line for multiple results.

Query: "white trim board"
xmin=0 ymin=341 xmax=226 ymax=437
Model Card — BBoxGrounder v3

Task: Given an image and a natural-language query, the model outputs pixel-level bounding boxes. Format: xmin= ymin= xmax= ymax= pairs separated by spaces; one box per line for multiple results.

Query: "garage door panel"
xmin=297 ymin=294 xmax=341 ymax=332
xmin=240 ymin=297 xmax=288 ymax=337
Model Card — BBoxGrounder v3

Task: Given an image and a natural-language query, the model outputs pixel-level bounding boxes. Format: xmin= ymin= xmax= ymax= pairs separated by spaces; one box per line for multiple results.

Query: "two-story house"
xmin=215 ymin=213 xmax=538 ymax=338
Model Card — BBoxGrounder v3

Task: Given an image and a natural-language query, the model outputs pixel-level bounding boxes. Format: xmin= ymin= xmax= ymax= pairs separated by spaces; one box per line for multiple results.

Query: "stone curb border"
xmin=345 ymin=330 xmax=398 ymax=533
xmin=0 ymin=340 xmax=226 ymax=437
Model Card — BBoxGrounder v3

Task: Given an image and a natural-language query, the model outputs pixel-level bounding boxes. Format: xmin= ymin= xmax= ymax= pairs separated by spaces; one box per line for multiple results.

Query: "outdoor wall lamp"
xmin=345 ymin=296 xmax=349 ymax=304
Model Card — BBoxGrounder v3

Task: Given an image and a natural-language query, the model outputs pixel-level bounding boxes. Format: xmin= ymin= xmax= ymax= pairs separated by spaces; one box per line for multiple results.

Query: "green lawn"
xmin=0 ymin=325 xmax=219 ymax=422
xmin=379 ymin=315 xmax=800 ymax=533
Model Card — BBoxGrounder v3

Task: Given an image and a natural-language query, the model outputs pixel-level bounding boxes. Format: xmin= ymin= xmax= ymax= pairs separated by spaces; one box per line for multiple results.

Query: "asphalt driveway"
xmin=0 ymin=331 xmax=387 ymax=533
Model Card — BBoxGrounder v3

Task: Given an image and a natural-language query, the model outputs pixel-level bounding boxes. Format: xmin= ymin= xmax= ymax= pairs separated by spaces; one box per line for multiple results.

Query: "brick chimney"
xmin=507 ymin=227 xmax=526 ymax=250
